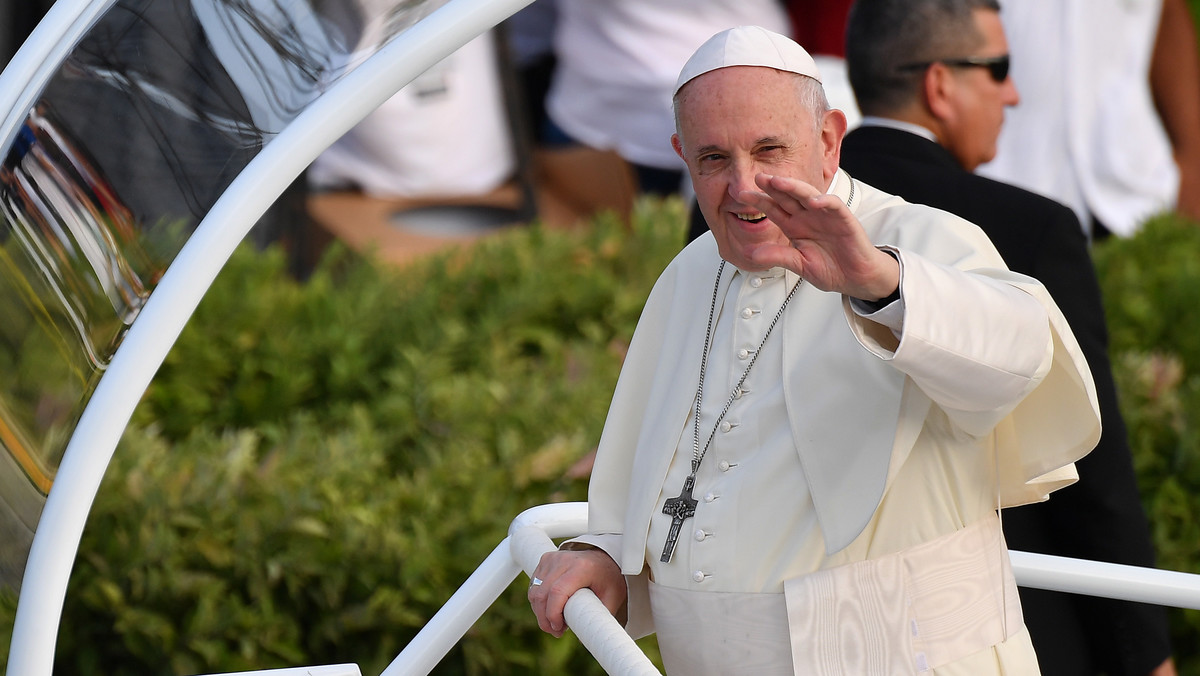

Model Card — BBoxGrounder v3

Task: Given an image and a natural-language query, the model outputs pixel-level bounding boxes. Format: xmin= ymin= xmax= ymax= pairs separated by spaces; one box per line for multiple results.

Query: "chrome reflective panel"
xmin=0 ymin=0 xmax=446 ymax=589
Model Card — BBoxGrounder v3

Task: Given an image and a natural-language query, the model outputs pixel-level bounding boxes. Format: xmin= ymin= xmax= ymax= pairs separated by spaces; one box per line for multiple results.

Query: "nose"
xmin=726 ymin=159 xmax=761 ymax=202
xmin=1002 ymin=76 xmax=1020 ymax=107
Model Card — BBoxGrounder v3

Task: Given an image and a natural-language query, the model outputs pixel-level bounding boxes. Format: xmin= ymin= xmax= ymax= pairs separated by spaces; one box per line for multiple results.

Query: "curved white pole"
xmin=6 ymin=1 xmax=533 ymax=674
xmin=0 ymin=0 xmax=118 ymax=155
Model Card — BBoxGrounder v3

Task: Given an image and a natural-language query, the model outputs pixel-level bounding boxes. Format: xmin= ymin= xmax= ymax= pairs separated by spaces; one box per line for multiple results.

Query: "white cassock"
xmin=570 ymin=170 xmax=1101 ymax=675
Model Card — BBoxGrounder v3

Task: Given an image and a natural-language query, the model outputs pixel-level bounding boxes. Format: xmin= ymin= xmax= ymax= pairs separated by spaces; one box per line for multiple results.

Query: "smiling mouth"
xmin=736 ymin=212 xmax=767 ymax=224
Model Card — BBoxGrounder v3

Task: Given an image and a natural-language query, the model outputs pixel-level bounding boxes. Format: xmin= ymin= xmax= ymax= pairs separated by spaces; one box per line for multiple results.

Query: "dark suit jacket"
xmin=840 ymin=125 xmax=1170 ymax=676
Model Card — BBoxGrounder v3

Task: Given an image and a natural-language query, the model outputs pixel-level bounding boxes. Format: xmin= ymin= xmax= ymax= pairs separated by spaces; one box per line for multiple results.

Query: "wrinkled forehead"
xmin=673 ymin=67 xmax=822 ymax=148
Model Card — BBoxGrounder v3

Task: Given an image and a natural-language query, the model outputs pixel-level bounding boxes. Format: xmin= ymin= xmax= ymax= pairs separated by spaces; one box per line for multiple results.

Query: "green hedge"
xmin=4 ymin=202 xmax=1200 ymax=674
xmin=1 ymin=202 xmax=682 ymax=675
xmin=1094 ymin=214 xmax=1200 ymax=674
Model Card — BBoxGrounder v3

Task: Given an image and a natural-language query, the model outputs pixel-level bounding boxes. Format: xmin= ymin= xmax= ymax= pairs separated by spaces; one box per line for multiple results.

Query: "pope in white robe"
xmin=528 ymin=26 xmax=1101 ymax=676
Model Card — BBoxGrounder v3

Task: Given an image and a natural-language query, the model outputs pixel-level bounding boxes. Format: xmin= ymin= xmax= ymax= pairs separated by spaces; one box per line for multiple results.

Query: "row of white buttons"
xmin=738 ymin=290 xmax=761 ymax=358
xmin=692 ymin=278 xmax=764 ymax=587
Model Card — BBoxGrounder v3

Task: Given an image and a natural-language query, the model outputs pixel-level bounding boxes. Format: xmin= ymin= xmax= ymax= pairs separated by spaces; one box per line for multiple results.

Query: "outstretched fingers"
xmin=737 ymin=173 xmax=815 ymax=225
xmin=733 ymin=173 xmax=887 ymax=294
xmin=760 ymin=173 xmax=849 ymax=223
xmin=758 ymin=173 xmax=819 ymax=215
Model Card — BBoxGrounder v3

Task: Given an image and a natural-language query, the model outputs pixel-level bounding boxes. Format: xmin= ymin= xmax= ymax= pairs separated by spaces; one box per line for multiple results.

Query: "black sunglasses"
xmin=898 ymin=54 xmax=1010 ymax=83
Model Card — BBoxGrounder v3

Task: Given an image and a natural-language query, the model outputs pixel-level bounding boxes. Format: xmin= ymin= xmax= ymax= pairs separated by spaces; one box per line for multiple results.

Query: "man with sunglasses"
xmin=840 ymin=1 xmax=1175 ymax=674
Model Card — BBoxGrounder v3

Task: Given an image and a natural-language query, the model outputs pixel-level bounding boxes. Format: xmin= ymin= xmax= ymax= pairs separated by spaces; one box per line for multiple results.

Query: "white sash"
xmin=649 ymin=583 xmax=794 ymax=675
xmin=647 ymin=516 xmax=1023 ymax=675
xmin=784 ymin=515 xmax=1023 ymax=674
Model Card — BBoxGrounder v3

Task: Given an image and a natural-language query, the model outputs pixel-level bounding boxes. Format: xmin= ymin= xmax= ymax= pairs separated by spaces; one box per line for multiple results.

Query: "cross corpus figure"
xmin=660 ymin=474 xmax=699 ymax=563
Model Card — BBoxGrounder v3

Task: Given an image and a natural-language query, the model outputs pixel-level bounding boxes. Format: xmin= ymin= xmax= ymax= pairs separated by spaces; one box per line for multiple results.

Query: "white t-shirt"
xmin=977 ymin=0 xmax=1176 ymax=237
xmin=545 ymin=0 xmax=789 ymax=170
xmin=309 ymin=31 xmax=515 ymax=198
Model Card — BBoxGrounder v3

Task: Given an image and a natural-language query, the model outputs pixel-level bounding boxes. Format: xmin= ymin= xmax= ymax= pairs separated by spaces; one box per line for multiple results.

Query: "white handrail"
xmin=379 ymin=539 xmax=522 ymax=676
xmin=507 ymin=505 xmax=659 ymax=675
xmin=1010 ymin=550 xmax=1200 ymax=609
xmin=195 ymin=665 xmax=361 ymax=676
xmin=382 ymin=503 xmax=659 ymax=676
xmin=382 ymin=502 xmax=1200 ymax=675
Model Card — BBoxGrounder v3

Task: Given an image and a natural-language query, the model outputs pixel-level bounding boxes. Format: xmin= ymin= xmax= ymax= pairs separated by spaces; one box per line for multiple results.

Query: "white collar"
xmin=858 ymin=116 xmax=939 ymax=143
xmin=826 ymin=168 xmax=841 ymax=196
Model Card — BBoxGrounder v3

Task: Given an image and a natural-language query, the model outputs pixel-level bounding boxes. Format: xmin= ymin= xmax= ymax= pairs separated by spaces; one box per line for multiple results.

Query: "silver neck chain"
xmin=690 ymin=261 xmax=803 ymax=474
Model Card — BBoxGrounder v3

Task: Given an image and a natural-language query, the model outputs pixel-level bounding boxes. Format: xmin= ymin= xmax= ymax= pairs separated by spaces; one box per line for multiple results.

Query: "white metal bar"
xmin=1011 ymin=550 xmax=1200 ymax=610
xmin=382 ymin=503 xmax=660 ymax=676
xmin=385 ymin=504 xmax=1200 ymax=676
xmin=507 ymin=501 xmax=590 ymax=541
xmin=6 ymin=1 xmax=534 ymax=675
xmin=194 ymin=664 xmax=361 ymax=676
xmin=506 ymin=504 xmax=660 ymax=676
xmin=379 ymin=539 xmax=522 ymax=676
xmin=0 ymin=0 xmax=117 ymax=157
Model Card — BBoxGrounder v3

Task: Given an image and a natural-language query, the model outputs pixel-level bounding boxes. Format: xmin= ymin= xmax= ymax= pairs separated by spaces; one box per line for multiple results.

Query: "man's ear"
xmin=924 ymin=63 xmax=956 ymax=121
xmin=821 ymin=108 xmax=849 ymax=177
xmin=671 ymin=133 xmax=685 ymax=161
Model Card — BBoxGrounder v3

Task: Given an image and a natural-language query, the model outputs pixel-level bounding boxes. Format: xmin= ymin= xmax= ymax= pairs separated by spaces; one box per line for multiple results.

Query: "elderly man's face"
xmin=672 ymin=66 xmax=843 ymax=271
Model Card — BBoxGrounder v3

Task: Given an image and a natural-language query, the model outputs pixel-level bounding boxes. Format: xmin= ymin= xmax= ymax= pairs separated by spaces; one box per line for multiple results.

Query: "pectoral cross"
xmin=659 ymin=475 xmax=699 ymax=563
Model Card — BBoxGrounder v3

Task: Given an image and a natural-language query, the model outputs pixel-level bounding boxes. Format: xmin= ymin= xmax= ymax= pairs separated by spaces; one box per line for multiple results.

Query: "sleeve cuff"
xmin=849 ymin=247 xmax=904 ymax=333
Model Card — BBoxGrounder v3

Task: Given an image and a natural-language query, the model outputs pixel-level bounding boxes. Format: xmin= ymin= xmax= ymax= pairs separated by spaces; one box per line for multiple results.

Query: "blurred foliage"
xmin=6 ymin=200 xmax=1200 ymax=674
xmin=1093 ymin=212 xmax=1200 ymax=675
xmin=0 ymin=199 xmax=683 ymax=675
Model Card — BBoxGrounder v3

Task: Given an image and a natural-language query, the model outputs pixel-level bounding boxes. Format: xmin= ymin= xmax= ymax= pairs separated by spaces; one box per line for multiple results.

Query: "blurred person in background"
xmin=977 ymin=0 xmax=1200 ymax=239
xmin=541 ymin=0 xmax=790 ymax=198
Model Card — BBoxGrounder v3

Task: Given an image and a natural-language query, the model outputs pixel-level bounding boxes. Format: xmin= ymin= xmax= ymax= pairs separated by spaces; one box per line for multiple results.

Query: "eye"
xmin=696 ymin=153 xmax=728 ymax=173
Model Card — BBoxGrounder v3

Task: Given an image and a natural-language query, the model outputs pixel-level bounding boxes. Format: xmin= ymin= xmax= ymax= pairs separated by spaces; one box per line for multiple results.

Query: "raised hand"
xmin=738 ymin=173 xmax=898 ymax=301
